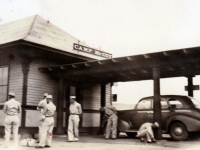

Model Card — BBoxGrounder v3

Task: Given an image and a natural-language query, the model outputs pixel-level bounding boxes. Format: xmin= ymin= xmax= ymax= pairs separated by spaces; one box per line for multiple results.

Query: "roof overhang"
xmin=39 ymin=46 xmax=200 ymax=83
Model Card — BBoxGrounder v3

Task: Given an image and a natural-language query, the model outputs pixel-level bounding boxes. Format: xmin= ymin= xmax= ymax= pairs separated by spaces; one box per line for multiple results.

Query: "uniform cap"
xmin=70 ymin=96 xmax=76 ymax=99
xmin=47 ymin=95 xmax=53 ymax=99
xmin=9 ymin=92 xmax=15 ymax=97
xmin=44 ymin=93 xmax=48 ymax=97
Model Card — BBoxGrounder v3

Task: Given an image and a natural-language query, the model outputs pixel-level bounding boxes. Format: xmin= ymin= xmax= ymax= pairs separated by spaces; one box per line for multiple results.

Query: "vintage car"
xmin=117 ymin=95 xmax=200 ymax=141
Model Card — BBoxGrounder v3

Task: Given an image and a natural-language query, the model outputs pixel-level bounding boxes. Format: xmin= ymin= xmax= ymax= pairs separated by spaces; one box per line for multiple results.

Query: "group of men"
xmin=101 ymin=106 xmax=159 ymax=143
xmin=3 ymin=92 xmax=82 ymax=148
xmin=3 ymin=91 xmax=159 ymax=148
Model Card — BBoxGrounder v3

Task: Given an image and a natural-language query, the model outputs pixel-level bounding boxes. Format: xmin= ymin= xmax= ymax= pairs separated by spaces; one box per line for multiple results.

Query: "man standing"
xmin=136 ymin=122 xmax=159 ymax=143
xmin=3 ymin=92 xmax=21 ymax=147
xmin=103 ymin=105 xmax=118 ymax=139
xmin=37 ymin=93 xmax=48 ymax=142
xmin=36 ymin=95 xmax=56 ymax=148
xmin=68 ymin=96 xmax=82 ymax=142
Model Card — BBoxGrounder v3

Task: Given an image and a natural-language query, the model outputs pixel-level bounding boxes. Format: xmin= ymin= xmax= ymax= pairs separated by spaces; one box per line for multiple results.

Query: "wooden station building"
xmin=1 ymin=15 xmax=200 ymax=138
xmin=0 ymin=15 xmax=112 ymax=135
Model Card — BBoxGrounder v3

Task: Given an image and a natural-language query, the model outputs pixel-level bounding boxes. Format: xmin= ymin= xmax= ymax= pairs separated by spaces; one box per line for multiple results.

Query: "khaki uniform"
xmin=136 ymin=122 xmax=155 ymax=142
xmin=38 ymin=102 xmax=56 ymax=147
xmin=3 ymin=98 xmax=21 ymax=147
xmin=68 ymin=101 xmax=82 ymax=141
xmin=104 ymin=106 xmax=118 ymax=139
xmin=38 ymin=99 xmax=47 ymax=141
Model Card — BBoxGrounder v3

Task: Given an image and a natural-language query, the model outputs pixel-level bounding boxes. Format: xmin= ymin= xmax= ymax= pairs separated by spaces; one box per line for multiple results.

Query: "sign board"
xmin=73 ymin=43 xmax=112 ymax=59
xmin=185 ymin=85 xmax=199 ymax=91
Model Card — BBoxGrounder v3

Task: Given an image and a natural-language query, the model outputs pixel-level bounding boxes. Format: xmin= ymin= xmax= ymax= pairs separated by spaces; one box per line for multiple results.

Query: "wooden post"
xmin=20 ymin=57 xmax=32 ymax=127
xmin=65 ymin=83 xmax=70 ymax=130
xmin=100 ymin=84 xmax=106 ymax=131
xmin=57 ymin=78 xmax=65 ymax=134
xmin=187 ymin=76 xmax=194 ymax=97
xmin=152 ymin=66 xmax=163 ymax=139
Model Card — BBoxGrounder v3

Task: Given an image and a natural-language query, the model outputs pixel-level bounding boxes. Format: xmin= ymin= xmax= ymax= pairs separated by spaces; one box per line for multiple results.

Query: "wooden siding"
xmin=82 ymin=84 xmax=101 ymax=110
xmin=105 ymin=83 xmax=112 ymax=106
xmin=9 ymin=57 xmax=23 ymax=103
xmin=27 ymin=59 xmax=58 ymax=106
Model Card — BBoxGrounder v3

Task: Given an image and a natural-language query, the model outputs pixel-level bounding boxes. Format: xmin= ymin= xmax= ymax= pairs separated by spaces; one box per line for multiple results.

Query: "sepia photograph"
xmin=1 ymin=0 xmax=200 ymax=149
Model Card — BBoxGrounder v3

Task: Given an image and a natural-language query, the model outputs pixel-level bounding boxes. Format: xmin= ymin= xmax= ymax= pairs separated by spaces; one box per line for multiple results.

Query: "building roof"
xmin=39 ymin=46 xmax=200 ymax=84
xmin=0 ymin=15 xmax=107 ymax=60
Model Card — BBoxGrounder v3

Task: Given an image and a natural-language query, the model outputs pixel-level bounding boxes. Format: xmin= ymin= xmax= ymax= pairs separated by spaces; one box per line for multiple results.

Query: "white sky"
xmin=1 ymin=0 xmax=200 ymax=103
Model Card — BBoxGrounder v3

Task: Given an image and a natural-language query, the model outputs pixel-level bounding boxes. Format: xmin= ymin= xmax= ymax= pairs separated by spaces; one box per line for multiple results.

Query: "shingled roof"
xmin=0 ymin=15 xmax=105 ymax=60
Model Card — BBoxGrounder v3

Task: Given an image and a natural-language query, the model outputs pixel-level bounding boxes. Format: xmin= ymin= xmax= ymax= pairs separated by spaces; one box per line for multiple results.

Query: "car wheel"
xmin=170 ymin=122 xmax=188 ymax=141
xmin=126 ymin=132 xmax=136 ymax=138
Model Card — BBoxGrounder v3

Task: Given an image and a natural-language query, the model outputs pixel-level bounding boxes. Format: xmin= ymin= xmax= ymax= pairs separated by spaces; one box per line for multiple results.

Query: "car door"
xmin=130 ymin=98 xmax=153 ymax=129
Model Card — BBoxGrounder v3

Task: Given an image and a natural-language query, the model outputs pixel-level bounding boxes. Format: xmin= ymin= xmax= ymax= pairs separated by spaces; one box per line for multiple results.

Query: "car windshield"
xmin=190 ymin=97 xmax=200 ymax=109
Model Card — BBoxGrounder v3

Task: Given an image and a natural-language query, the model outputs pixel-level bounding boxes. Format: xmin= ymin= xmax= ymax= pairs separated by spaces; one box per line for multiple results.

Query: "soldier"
xmin=35 ymin=95 xmax=56 ymax=148
xmin=136 ymin=122 xmax=159 ymax=143
xmin=68 ymin=96 xmax=82 ymax=142
xmin=37 ymin=93 xmax=48 ymax=142
xmin=3 ymin=92 xmax=21 ymax=147
xmin=103 ymin=106 xmax=118 ymax=139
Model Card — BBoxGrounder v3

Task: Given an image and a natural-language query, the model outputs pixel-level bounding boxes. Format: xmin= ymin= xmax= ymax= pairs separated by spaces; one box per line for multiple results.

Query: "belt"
xmin=70 ymin=114 xmax=79 ymax=115
xmin=46 ymin=115 xmax=54 ymax=117
xmin=7 ymin=114 xmax=17 ymax=116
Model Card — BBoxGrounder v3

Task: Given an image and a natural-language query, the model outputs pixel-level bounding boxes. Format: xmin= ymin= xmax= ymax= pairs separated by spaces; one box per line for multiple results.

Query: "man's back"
xmin=3 ymin=99 xmax=21 ymax=115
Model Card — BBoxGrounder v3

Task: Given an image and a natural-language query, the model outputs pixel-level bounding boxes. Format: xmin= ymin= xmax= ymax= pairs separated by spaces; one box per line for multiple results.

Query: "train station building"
xmin=1 ymin=15 xmax=200 ymax=138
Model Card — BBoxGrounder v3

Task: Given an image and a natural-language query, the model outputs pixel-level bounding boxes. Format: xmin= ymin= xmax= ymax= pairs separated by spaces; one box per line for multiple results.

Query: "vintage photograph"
xmin=0 ymin=0 xmax=200 ymax=149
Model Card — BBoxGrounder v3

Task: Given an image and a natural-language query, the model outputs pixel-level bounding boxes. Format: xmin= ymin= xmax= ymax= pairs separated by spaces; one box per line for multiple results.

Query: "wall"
xmin=25 ymin=59 xmax=59 ymax=127
xmin=8 ymin=54 xmax=23 ymax=104
xmin=27 ymin=59 xmax=58 ymax=106
xmin=81 ymin=83 xmax=112 ymax=128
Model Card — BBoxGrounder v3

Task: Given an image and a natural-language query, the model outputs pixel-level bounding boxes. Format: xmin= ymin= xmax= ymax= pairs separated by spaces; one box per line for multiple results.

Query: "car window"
xmin=135 ymin=99 xmax=152 ymax=109
xmin=190 ymin=97 xmax=200 ymax=109
xmin=161 ymin=98 xmax=169 ymax=109
xmin=168 ymin=98 xmax=183 ymax=108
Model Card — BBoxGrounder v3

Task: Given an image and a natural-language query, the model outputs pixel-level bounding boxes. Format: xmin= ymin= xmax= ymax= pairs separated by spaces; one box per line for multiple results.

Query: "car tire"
xmin=126 ymin=132 xmax=136 ymax=138
xmin=170 ymin=122 xmax=188 ymax=141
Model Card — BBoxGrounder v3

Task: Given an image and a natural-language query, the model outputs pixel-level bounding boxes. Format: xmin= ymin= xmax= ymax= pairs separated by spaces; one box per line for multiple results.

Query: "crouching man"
xmin=136 ymin=122 xmax=159 ymax=143
xmin=36 ymin=95 xmax=56 ymax=148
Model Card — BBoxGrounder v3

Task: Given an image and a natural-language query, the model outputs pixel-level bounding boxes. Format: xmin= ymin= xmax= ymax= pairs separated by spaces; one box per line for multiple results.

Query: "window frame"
xmin=0 ymin=65 xmax=9 ymax=105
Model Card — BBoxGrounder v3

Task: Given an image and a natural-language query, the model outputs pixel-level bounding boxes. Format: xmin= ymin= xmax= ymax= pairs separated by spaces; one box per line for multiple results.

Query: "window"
xmin=0 ymin=66 xmax=8 ymax=103
xmin=135 ymin=99 xmax=152 ymax=109
xmin=168 ymin=98 xmax=183 ymax=108
xmin=161 ymin=98 xmax=169 ymax=109
xmin=112 ymin=94 xmax=117 ymax=102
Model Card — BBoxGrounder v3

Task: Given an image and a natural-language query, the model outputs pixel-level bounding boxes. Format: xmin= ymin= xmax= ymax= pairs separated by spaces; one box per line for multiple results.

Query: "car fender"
xmin=118 ymin=119 xmax=132 ymax=132
xmin=166 ymin=115 xmax=200 ymax=132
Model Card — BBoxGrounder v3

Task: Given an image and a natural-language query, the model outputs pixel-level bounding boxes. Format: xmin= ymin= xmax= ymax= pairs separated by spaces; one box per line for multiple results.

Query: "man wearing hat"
xmin=68 ymin=96 xmax=82 ymax=142
xmin=136 ymin=122 xmax=159 ymax=143
xmin=36 ymin=95 xmax=56 ymax=148
xmin=3 ymin=92 xmax=21 ymax=147
xmin=103 ymin=105 xmax=118 ymax=139
xmin=37 ymin=93 xmax=48 ymax=142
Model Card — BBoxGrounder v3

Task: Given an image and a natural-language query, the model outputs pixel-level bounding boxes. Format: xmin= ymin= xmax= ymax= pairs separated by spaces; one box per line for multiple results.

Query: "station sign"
xmin=73 ymin=43 xmax=112 ymax=58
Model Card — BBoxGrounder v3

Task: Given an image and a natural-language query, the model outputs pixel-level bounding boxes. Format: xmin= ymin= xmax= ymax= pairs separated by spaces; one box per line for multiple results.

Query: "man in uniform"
xmin=136 ymin=122 xmax=159 ymax=143
xmin=68 ymin=96 xmax=82 ymax=142
xmin=3 ymin=92 xmax=21 ymax=147
xmin=103 ymin=105 xmax=118 ymax=139
xmin=37 ymin=93 xmax=48 ymax=142
xmin=36 ymin=95 xmax=56 ymax=148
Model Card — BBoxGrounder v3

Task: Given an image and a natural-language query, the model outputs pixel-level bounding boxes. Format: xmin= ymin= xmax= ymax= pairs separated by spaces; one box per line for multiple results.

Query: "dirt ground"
xmin=0 ymin=134 xmax=200 ymax=150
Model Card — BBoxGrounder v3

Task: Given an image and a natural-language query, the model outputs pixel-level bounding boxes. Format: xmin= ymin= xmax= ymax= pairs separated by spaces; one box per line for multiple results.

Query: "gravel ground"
xmin=0 ymin=134 xmax=200 ymax=150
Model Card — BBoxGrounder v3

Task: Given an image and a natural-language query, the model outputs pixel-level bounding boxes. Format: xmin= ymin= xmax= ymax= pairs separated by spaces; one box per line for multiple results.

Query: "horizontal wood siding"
xmin=27 ymin=59 xmax=58 ymax=106
xmin=105 ymin=83 xmax=112 ymax=106
xmin=82 ymin=84 xmax=101 ymax=110
xmin=9 ymin=57 xmax=23 ymax=103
